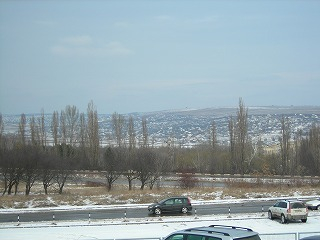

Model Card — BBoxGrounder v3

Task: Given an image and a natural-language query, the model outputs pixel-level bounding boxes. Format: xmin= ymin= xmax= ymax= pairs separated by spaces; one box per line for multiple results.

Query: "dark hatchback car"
xmin=148 ymin=196 xmax=192 ymax=215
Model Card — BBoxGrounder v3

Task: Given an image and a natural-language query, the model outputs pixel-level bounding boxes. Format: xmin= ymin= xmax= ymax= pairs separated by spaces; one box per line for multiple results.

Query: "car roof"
xmin=162 ymin=196 xmax=188 ymax=200
xmin=300 ymin=236 xmax=320 ymax=240
xmin=158 ymin=196 xmax=188 ymax=203
xmin=278 ymin=199 xmax=303 ymax=203
xmin=174 ymin=225 xmax=258 ymax=238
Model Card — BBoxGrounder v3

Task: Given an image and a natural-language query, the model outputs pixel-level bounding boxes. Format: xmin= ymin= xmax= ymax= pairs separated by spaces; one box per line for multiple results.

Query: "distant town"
xmin=2 ymin=105 xmax=320 ymax=148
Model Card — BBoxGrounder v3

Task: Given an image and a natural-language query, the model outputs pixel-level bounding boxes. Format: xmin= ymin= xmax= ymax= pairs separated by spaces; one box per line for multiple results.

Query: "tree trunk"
xmin=43 ymin=184 xmax=48 ymax=195
xmin=58 ymin=182 xmax=65 ymax=194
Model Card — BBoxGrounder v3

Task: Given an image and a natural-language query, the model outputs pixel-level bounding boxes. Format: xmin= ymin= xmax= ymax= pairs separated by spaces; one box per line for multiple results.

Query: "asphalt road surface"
xmin=0 ymin=200 xmax=275 ymax=223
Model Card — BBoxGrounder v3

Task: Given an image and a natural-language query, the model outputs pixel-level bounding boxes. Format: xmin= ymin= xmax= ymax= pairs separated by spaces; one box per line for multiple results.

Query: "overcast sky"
xmin=1 ymin=1 xmax=319 ymax=114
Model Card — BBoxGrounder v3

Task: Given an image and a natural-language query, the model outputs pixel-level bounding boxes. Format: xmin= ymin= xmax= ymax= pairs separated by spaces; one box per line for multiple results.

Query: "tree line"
xmin=0 ymin=99 xmax=319 ymax=196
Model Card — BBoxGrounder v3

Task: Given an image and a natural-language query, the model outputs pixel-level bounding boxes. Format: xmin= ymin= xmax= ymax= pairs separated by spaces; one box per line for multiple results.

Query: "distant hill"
xmin=2 ymin=106 xmax=320 ymax=147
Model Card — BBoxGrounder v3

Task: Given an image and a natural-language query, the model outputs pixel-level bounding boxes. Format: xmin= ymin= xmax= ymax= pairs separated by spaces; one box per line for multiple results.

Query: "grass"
xmin=1 ymin=178 xmax=319 ymax=209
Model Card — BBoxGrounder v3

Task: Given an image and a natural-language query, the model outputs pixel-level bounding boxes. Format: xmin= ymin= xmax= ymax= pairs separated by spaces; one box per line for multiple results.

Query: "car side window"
xmin=166 ymin=234 xmax=184 ymax=240
xmin=274 ymin=202 xmax=280 ymax=207
xmin=186 ymin=234 xmax=205 ymax=240
xmin=165 ymin=199 xmax=174 ymax=205
xmin=280 ymin=202 xmax=287 ymax=208
xmin=175 ymin=198 xmax=183 ymax=204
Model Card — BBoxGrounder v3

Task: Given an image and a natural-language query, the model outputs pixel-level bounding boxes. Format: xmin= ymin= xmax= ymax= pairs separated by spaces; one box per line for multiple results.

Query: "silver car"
xmin=268 ymin=200 xmax=308 ymax=224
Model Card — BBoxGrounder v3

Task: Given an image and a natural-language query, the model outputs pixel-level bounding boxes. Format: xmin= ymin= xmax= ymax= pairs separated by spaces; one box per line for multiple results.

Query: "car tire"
xmin=181 ymin=207 xmax=188 ymax=214
xmin=268 ymin=211 xmax=274 ymax=220
xmin=281 ymin=214 xmax=287 ymax=224
xmin=302 ymin=219 xmax=307 ymax=223
xmin=154 ymin=208 xmax=162 ymax=215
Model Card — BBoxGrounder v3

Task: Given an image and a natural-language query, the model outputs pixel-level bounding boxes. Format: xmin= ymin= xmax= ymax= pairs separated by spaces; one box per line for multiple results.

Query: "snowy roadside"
xmin=0 ymin=194 xmax=318 ymax=214
xmin=0 ymin=212 xmax=320 ymax=240
xmin=0 ymin=195 xmax=319 ymax=240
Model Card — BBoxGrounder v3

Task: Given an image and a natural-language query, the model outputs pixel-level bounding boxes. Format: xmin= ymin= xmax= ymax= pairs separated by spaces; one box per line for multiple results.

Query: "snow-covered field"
xmin=0 ymin=205 xmax=319 ymax=240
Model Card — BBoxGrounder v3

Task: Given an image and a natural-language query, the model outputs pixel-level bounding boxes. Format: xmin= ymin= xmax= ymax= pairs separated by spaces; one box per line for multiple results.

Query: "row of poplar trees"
xmin=0 ymin=99 xmax=319 ymax=196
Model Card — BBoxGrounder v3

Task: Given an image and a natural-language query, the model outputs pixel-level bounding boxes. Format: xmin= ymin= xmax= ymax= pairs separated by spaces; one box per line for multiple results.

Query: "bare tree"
xmin=51 ymin=111 xmax=59 ymax=146
xmin=2 ymin=145 xmax=24 ymax=195
xmin=135 ymin=148 xmax=155 ymax=190
xmin=40 ymin=153 xmax=56 ymax=195
xmin=55 ymin=144 xmax=76 ymax=194
xmin=125 ymin=116 xmax=138 ymax=190
xmin=103 ymin=147 xmax=122 ymax=191
xmin=39 ymin=109 xmax=47 ymax=147
xmin=128 ymin=115 xmax=136 ymax=150
xmin=279 ymin=116 xmax=291 ymax=175
xmin=308 ymin=124 xmax=320 ymax=175
xmin=112 ymin=112 xmax=126 ymax=147
xmin=209 ymin=120 xmax=218 ymax=173
xmin=228 ymin=116 xmax=236 ymax=174
xmin=30 ymin=116 xmax=40 ymax=146
xmin=210 ymin=121 xmax=217 ymax=150
xmin=64 ymin=105 xmax=79 ymax=145
xmin=87 ymin=101 xmax=100 ymax=168
xmin=141 ymin=117 xmax=148 ymax=147
xmin=23 ymin=145 xmax=40 ymax=195
xmin=0 ymin=113 xmax=4 ymax=147
xmin=60 ymin=110 xmax=66 ymax=144
xmin=79 ymin=113 xmax=86 ymax=148
xmin=148 ymin=149 xmax=168 ymax=189
xmin=18 ymin=113 xmax=26 ymax=145
xmin=293 ymin=129 xmax=303 ymax=175
xmin=236 ymin=98 xmax=248 ymax=175
xmin=228 ymin=98 xmax=249 ymax=175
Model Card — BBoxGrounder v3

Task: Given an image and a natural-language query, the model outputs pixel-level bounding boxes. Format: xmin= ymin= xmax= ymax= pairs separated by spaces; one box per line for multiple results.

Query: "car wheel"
xmin=302 ymin=218 xmax=307 ymax=223
xmin=268 ymin=211 xmax=274 ymax=220
xmin=154 ymin=208 xmax=162 ymax=215
xmin=281 ymin=214 xmax=287 ymax=224
xmin=181 ymin=207 xmax=188 ymax=214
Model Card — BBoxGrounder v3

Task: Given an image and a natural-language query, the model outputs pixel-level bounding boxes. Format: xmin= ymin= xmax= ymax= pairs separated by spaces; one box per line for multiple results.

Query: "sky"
xmin=0 ymin=0 xmax=320 ymax=115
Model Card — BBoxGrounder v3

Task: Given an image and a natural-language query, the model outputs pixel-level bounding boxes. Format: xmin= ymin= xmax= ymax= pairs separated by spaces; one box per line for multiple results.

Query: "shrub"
xmin=178 ymin=173 xmax=199 ymax=189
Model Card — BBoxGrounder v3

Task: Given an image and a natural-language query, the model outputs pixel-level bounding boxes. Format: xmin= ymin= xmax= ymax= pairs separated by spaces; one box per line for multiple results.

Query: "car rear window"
xmin=290 ymin=202 xmax=305 ymax=209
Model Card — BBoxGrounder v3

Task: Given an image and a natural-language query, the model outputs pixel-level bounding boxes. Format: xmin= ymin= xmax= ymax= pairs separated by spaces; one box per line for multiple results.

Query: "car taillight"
xmin=187 ymin=197 xmax=191 ymax=205
xmin=287 ymin=205 xmax=291 ymax=214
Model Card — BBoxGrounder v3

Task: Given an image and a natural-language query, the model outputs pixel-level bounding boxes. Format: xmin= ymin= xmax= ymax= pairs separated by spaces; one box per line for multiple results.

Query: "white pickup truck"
xmin=268 ymin=200 xmax=308 ymax=224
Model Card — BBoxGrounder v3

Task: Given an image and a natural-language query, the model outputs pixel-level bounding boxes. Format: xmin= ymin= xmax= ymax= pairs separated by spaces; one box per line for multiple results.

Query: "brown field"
xmin=1 ymin=178 xmax=319 ymax=209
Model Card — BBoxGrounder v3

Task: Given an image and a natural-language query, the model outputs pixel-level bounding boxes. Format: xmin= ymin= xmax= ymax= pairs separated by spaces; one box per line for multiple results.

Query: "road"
xmin=0 ymin=200 xmax=275 ymax=223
